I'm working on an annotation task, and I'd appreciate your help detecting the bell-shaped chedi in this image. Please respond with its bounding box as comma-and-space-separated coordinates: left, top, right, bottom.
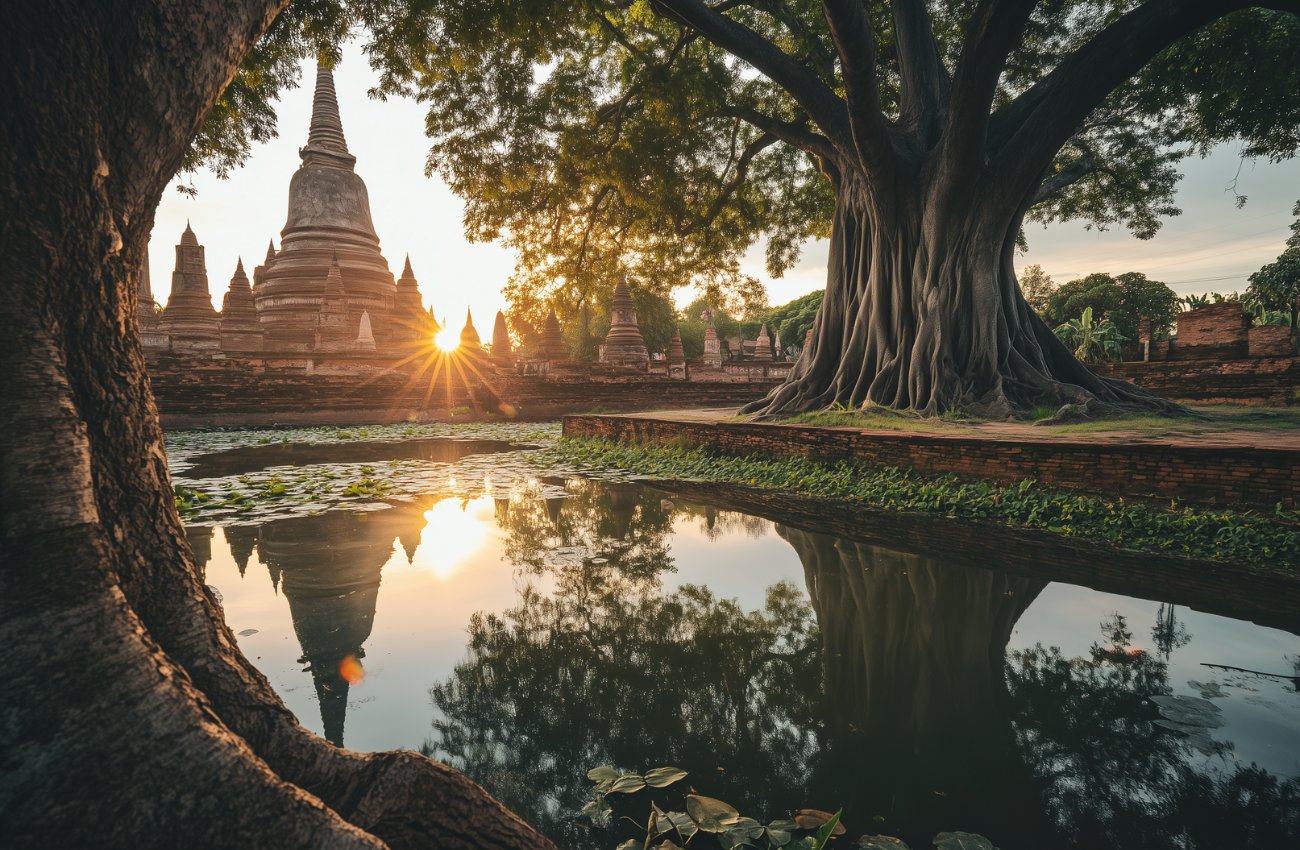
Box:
255, 61, 396, 351
600, 277, 649, 368
539, 308, 567, 361
459, 308, 483, 350
160, 223, 221, 351
391, 256, 430, 347
491, 311, 514, 368
752, 323, 774, 361
219, 259, 265, 352
313, 252, 353, 351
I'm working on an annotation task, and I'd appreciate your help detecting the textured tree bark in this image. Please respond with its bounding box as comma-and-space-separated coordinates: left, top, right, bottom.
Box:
0, 3, 552, 848
747, 168, 1181, 418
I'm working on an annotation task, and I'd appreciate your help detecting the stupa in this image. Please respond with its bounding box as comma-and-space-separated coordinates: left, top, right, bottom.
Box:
701, 309, 723, 368
491, 310, 514, 367
160, 223, 220, 351
752, 324, 774, 361
667, 328, 687, 379
219, 259, 265, 352
539, 309, 567, 360
255, 61, 397, 350
600, 277, 649, 368
136, 246, 169, 350
391, 256, 429, 347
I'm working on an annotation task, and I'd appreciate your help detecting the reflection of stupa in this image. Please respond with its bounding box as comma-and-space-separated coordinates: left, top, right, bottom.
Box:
254, 505, 427, 745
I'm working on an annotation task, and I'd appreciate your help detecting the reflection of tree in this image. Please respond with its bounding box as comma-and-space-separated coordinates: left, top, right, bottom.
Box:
254, 504, 427, 746
429, 487, 822, 845
778, 526, 1053, 846
1008, 616, 1300, 848
498, 479, 675, 579
1152, 603, 1191, 659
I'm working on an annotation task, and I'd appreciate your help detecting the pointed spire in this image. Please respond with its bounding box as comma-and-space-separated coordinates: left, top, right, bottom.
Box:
181, 220, 198, 246
265, 240, 277, 262
301, 60, 356, 168
402, 254, 414, 279
492, 310, 514, 367
234, 256, 245, 276
460, 307, 482, 348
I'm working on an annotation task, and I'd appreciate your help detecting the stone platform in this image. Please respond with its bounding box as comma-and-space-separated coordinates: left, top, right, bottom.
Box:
562, 408, 1300, 510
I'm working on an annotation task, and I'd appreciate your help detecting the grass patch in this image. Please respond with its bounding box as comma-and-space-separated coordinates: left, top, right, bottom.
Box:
545, 438, 1298, 567
1043, 406, 1300, 435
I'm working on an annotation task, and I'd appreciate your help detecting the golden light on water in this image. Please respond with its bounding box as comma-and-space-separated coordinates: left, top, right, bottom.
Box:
338, 655, 365, 685
410, 496, 491, 579
433, 326, 460, 352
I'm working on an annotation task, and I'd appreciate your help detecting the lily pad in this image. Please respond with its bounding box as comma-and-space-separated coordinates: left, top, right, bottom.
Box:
608, 773, 647, 794
237, 628, 259, 636
686, 794, 740, 833
859, 838, 911, 849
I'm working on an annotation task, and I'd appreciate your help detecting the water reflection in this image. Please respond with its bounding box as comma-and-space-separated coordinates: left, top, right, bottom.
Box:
196, 479, 1300, 848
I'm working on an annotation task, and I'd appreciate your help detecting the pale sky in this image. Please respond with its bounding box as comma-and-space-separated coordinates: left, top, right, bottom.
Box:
151, 44, 1300, 323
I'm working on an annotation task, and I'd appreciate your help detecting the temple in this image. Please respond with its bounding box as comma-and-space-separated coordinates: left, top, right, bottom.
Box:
139, 60, 807, 424
600, 276, 650, 368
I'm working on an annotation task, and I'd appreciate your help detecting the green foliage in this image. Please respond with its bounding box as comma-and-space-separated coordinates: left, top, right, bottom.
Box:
1053, 306, 1126, 364
758, 291, 823, 356
1018, 265, 1056, 314
546, 439, 1299, 567
1045, 272, 1178, 340
188, 2, 1300, 321
1247, 199, 1300, 330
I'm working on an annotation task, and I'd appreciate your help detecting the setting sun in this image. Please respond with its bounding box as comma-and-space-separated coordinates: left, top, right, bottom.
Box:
433, 326, 460, 353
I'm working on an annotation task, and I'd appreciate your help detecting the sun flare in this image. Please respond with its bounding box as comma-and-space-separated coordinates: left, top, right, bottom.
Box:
433, 326, 460, 353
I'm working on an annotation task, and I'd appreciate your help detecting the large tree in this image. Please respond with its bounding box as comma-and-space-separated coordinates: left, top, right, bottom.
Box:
353, 0, 1300, 416
0, 3, 550, 847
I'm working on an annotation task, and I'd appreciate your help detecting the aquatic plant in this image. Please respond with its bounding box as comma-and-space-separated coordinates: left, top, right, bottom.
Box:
545, 440, 1298, 567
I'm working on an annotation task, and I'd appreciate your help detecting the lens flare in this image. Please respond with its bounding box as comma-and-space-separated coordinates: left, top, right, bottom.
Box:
433, 326, 460, 352
338, 655, 365, 685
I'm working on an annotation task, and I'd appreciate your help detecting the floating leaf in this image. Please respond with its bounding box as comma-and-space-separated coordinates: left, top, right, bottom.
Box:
655, 810, 698, 842
609, 773, 647, 794
933, 833, 998, 850
587, 766, 620, 783
767, 819, 799, 847
579, 797, 611, 828
859, 837, 911, 849
644, 766, 689, 788
686, 794, 740, 833
615, 841, 640, 850
795, 810, 846, 836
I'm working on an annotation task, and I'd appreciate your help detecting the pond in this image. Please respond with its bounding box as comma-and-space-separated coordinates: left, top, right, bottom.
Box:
172, 423, 1300, 849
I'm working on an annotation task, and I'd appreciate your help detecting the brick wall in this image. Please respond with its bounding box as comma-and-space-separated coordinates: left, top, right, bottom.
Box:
563, 414, 1299, 510
1249, 326, 1297, 358
1171, 303, 1250, 359
1101, 356, 1299, 406
147, 352, 770, 428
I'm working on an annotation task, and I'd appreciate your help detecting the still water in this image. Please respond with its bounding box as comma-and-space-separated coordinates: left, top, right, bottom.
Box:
177, 428, 1300, 849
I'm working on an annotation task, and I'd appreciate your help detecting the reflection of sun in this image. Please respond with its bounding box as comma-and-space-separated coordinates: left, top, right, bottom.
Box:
433, 326, 460, 352
410, 496, 490, 579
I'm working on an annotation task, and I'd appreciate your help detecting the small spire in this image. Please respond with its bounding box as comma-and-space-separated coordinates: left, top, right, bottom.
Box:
302, 60, 354, 167
235, 256, 245, 274
265, 240, 277, 261
181, 221, 198, 246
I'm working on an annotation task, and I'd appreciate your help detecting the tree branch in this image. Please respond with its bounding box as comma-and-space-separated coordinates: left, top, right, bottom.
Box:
650, 0, 851, 149
942, 0, 1039, 174
723, 105, 838, 163
996, 0, 1300, 197
889, 0, 950, 137
819, 0, 896, 175
1030, 142, 1097, 204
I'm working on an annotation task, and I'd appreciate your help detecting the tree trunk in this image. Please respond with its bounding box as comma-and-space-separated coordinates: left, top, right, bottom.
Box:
746, 169, 1179, 418
0, 4, 552, 848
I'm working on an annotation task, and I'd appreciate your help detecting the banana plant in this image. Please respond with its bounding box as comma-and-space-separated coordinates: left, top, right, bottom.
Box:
1054, 307, 1126, 364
